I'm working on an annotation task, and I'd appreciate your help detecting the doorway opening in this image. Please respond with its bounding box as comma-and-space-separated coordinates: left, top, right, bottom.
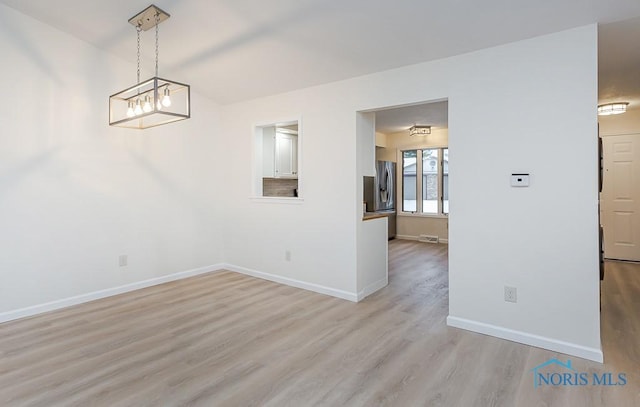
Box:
358, 99, 450, 303
598, 16, 640, 370
371, 100, 449, 244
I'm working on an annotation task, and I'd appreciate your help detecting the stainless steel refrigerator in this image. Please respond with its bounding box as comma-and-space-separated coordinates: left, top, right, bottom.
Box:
364, 160, 396, 238
375, 160, 395, 211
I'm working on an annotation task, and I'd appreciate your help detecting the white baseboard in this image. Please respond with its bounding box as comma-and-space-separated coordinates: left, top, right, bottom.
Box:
1, 263, 383, 324
396, 235, 448, 244
223, 263, 359, 302
357, 277, 388, 301
396, 234, 419, 241
0, 264, 226, 324
446, 316, 603, 363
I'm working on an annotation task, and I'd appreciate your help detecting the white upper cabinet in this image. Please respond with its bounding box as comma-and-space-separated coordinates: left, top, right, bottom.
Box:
275, 131, 298, 178
261, 126, 276, 177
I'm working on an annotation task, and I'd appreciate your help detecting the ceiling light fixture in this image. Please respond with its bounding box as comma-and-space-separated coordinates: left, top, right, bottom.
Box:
109, 4, 190, 129
409, 125, 431, 136
597, 102, 628, 116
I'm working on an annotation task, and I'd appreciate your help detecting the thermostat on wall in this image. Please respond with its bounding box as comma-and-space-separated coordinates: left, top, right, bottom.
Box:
511, 173, 530, 187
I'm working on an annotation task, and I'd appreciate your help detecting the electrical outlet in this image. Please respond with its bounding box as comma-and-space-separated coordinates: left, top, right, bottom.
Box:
119, 255, 128, 267
504, 286, 517, 303
285, 250, 291, 261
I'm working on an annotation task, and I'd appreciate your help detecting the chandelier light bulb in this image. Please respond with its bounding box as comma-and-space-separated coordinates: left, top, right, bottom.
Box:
134, 99, 143, 115
126, 101, 135, 117
157, 99, 163, 110
143, 95, 152, 112
162, 87, 172, 107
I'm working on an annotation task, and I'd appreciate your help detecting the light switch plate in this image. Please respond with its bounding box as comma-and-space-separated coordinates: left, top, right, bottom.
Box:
511, 174, 530, 187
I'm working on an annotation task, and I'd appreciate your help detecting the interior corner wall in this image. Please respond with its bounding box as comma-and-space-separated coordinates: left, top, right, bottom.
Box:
0, 4, 225, 316
220, 24, 600, 360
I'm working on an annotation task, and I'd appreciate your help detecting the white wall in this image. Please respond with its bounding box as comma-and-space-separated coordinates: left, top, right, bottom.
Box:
382, 128, 449, 153
220, 25, 601, 361
357, 217, 388, 298
446, 27, 600, 360
221, 96, 359, 297
357, 112, 376, 177
356, 112, 388, 298
375, 132, 388, 148
599, 108, 640, 136
396, 217, 449, 242
0, 4, 225, 316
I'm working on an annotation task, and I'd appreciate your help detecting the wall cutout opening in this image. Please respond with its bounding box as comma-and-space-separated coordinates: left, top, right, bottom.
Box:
254, 120, 301, 198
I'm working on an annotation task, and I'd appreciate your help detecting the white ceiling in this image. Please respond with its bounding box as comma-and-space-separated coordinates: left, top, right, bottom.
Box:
375, 101, 448, 135
598, 16, 640, 111
2, 0, 640, 106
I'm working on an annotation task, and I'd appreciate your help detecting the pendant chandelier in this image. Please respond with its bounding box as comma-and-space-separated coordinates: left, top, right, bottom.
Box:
109, 5, 190, 129
597, 102, 628, 116
409, 125, 431, 136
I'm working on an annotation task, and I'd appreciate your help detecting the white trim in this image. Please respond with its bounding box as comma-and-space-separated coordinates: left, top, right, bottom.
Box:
356, 277, 388, 301
1, 262, 367, 324
446, 316, 603, 363
396, 234, 419, 241
223, 264, 358, 302
249, 196, 304, 204
396, 234, 448, 244
0, 264, 225, 324
599, 132, 640, 138
397, 212, 448, 219
359, 97, 449, 114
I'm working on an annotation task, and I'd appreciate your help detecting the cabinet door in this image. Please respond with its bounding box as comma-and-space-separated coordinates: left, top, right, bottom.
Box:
275, 133, 298, 178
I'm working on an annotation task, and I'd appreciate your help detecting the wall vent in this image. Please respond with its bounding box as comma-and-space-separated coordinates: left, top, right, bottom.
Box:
418, 234, 439, 244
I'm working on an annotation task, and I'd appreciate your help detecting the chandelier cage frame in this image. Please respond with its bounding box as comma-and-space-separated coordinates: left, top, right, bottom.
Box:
109, 4, 191, 129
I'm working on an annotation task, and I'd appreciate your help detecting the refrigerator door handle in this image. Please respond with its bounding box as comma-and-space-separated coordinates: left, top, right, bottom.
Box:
385, 168, 390, 204
387, 166, 393, 206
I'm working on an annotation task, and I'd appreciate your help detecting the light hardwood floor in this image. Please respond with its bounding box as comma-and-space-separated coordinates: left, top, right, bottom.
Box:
1, 241, 638, 406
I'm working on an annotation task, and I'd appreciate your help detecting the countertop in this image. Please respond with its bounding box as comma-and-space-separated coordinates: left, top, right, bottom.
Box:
362, 211, 395, 221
